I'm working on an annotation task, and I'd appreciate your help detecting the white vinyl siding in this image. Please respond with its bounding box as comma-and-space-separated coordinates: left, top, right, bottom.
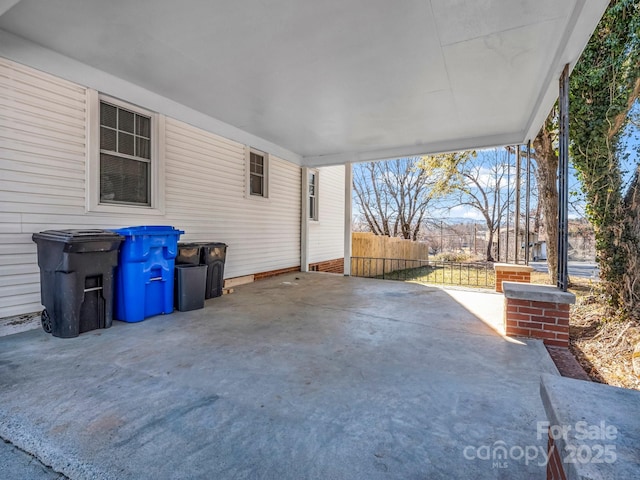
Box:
308, 165, 345, 264
164, 119, 300, 277
0, 58, 301, 318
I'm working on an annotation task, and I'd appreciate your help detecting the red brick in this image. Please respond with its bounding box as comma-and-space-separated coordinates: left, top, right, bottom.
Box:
309, 258, 344, 274
519, 306, 544, 315
521, 322, 543, 330
548, 309, 570, 319
532, 330, 558, 340
534, 301, 563, 310
506, 326, 531, 336
506, 312, 531, 321
529, 315, 549, 323
254, 266, 301, 280
507, 299, 532, 307
543, 323, 569, 332
547, 431, 568, 480
544, 338, 569, 347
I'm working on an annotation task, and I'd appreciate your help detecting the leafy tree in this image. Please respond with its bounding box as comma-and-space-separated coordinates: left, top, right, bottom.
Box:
569, 0, 640, 314
352, 154, 467, 241
529, 0, 639, 292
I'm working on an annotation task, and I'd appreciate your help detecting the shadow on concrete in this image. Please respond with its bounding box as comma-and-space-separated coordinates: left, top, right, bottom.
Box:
0, 273, 559, 479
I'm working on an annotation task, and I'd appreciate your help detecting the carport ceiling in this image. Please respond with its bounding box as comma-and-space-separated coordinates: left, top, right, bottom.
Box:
0, 0, 607, 166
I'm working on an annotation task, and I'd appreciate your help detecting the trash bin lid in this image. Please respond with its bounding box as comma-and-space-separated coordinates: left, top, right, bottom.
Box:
179, 241, 227, 247
113, 225, 185, 237
32, 229, 123, 244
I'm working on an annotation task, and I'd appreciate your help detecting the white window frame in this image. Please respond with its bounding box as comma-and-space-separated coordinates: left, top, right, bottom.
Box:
308, 169, 319, 221
245, 146, 270, 199
86, 89, 165, 214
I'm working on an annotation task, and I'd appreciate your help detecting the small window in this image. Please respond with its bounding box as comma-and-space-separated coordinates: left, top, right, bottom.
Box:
309, 170, 318, 220
247, 148, 269, 198
99, 101, 152, 206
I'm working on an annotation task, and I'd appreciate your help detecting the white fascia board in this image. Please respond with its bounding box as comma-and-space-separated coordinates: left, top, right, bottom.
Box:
0, 28, 303, 166
302, 131, 523, 167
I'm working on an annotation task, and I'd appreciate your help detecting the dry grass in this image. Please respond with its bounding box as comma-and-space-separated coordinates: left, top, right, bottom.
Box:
531, 272, 640, 390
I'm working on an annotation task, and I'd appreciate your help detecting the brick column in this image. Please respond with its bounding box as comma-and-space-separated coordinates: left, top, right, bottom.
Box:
546, 429, 568, 480
503, 282, 575, 347
494, 263, 535, 293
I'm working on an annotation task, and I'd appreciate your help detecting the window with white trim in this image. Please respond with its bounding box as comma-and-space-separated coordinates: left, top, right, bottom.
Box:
99, 100, 152, 206
248, 149, 269, 197
308, 170, 318, 220
87, 90, 163, 214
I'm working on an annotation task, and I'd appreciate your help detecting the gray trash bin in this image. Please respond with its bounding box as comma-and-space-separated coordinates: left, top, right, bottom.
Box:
174, 264, 207, 311
177, 242, 228, 299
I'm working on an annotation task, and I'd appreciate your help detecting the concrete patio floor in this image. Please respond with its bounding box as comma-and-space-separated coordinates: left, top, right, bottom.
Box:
0, 273, 559, 479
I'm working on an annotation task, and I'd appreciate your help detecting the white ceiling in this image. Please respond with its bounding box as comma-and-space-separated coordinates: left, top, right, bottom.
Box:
0, 0, 607, 166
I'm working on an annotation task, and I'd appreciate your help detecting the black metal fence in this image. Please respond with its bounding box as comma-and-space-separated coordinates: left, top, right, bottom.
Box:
350, 257, 495, 288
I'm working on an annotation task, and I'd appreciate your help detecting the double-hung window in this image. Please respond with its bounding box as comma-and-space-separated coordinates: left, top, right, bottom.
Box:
248, 148, 269, 198
99, 100, 152, 206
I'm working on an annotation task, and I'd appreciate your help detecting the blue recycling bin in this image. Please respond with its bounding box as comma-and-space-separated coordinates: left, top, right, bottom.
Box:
112, 226, 184, 322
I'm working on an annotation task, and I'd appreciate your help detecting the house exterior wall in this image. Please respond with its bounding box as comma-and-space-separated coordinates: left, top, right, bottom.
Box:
308, 165, 345, 267
0, 57, 345, 318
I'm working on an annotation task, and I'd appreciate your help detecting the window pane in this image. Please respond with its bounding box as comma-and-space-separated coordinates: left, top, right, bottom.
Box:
100, 127, 117, 151
118, 108, 135, 133
250, 173, 263, 196
118, 132, 135, 155
251, 161, 263, 175
250, 152, 264, 173
136, 137, 151, 159
309, 197, 315, 219
250, 159, 264, 175
100, 102, 117, 128
100, 153, 149, 205
136, 114, 150, 138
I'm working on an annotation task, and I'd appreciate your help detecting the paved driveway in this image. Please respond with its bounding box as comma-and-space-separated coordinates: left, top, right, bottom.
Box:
0, 273, 558, 479
530, 261, 599, 279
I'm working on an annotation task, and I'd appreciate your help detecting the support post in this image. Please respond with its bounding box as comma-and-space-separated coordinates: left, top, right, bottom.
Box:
558, 64, 570, 291
515, 146, 521, 264
506, 153, 510, 263
344, 162, 353, 276
301, 167, 310, 272
496, 172, 501, 262
525, 140, 531, 265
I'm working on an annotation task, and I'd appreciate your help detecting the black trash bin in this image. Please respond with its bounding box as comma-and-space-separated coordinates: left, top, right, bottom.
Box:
174, 264, 207, 311
32, 229, 123, 338
177, 242, 228, 299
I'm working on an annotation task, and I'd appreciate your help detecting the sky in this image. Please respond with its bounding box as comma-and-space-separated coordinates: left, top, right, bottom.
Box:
352, 114, 640, 228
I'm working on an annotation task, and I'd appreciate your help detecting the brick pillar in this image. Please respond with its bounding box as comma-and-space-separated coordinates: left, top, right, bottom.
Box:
547, 429, 568, 480
494, 263, 535, 293
502, 282, 575, 347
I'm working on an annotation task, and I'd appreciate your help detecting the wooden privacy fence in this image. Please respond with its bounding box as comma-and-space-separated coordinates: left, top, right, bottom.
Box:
351, 232, 429, 277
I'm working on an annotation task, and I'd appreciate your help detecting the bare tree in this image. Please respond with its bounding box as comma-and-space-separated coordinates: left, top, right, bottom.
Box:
353, 157, 453, 241
436, 149, 516, 261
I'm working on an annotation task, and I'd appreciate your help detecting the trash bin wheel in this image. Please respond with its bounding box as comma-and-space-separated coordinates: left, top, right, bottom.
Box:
41, 309, 52, 334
